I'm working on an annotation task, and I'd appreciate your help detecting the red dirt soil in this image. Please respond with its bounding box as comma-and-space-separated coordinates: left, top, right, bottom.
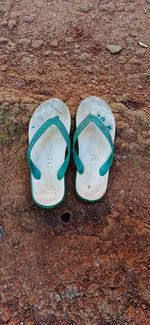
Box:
0, 1, 150, 324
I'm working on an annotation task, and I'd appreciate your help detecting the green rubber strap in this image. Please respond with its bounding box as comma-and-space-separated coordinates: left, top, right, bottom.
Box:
73, 114, 114, 176
28, 116, 71, 180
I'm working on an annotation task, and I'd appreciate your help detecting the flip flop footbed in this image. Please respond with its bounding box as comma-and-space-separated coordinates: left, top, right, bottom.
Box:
76, 96, 115, 201
29, 98, 71, 207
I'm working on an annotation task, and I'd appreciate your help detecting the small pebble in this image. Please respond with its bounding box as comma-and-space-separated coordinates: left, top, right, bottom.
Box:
8, 19, 17, 28
51, 40, 58, 47
138, 41, 148, 48
21, 56, 33, 64
79, 52, 92, 61
0, 3, 9, 13
18, 38, 31, 48
53, 292, 62, 302
32, 39, 44, 49
79, 4, 92, 13
7, 40, 16, 51
65, 37, 74, 43
24, 16, 34, 24
106, 44, 122, 54
0, 37, 8, 44
0, 65, 7, 71
0, 20, 8, 26
43, 50, 51, 56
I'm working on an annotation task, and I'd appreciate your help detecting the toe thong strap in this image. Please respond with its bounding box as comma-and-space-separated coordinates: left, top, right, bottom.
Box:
28, 116, 71, 180
73, 114, 114, 176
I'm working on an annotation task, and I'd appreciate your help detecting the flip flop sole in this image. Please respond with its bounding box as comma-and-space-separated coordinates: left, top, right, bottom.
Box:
75, 96, 115, 202
29, 98, 71, 208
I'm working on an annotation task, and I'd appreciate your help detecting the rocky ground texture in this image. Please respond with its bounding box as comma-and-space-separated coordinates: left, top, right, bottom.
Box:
0, 0, 150, 324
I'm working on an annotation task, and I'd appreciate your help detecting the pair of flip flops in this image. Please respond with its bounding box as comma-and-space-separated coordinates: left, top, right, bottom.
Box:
28, 96, 115, 208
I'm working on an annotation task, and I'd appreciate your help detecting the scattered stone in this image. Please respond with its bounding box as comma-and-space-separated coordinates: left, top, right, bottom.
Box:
0, 37, 9, 44
21, 56, 33, 64
0, 20, 8, 26
91, 79, 98, 85
93, 35, 102, 45
79, 52, 92, 61
0, 226, 3, 239
129, 57, 139, 64
18, 38, 31, 48
126, 37, 135, 45
17, 51, 28, 59
79, 3, 93, 13
116, 4, 126, 12
98, 3, 115, 14
74, 48, 80, 54
50, 292, 62, 302
138, 41, 148, 48
71, 18, 78, 28
65, 37, 74, 43
65, 287, 80, 299
0, 2, 9, 14
74, 43, 80, 49
129, 30, 137, 37
0, 65, 7, 71
8, 19, 17, 29
24, 16, 35, 24
53, 51, 61, 57
106, 44, 122, 54
51, 40, 58, 47
136, 48, 146, 56
118, 56, 127, 64
32, 39, 44, 49
7, 40, 16, 51
43, 50, 51, 56
54, 293, 62, 302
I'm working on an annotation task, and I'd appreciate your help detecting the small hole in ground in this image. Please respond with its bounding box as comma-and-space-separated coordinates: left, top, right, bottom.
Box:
110, 286, 115, 290
61, 212, 71, 223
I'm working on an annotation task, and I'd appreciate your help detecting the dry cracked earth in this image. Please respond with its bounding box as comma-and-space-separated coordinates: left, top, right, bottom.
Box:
0, 0, 150, 324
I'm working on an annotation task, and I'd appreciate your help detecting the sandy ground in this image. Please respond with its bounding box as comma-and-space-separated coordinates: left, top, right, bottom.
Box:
0, 0, 150, 324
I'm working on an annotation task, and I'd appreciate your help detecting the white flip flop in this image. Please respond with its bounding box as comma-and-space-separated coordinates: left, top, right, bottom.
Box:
28, 98, 71, 208
73, 96, 115, 202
